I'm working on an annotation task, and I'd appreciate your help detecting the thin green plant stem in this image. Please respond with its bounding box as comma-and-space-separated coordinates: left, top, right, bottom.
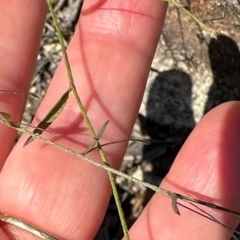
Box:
45, 1, 130, 239
1, 117, 240, 239
2, 116, 240, 218
166, 0, 217, 38
0, 117, 196, 206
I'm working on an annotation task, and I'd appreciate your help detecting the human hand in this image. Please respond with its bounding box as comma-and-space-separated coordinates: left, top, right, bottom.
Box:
0, 0, 239, 239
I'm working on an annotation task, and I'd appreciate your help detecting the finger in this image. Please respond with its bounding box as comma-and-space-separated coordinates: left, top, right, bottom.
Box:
129, 101, 240, 240
0, 0, 167, 239
0, 229, 8, 240
0, 0, 47, 168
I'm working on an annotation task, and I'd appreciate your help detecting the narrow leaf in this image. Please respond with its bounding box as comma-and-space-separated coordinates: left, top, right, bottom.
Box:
168, 192, 180, 215
0, 112, 12, 127
82, 120, 109, 155
84, 138, 150, 153
0, 89, 39, 98
11, 122, 62, 136
24, 89, 71, 146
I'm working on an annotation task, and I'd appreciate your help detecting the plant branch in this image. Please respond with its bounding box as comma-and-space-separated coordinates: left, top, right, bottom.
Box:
1, 114, 240, 219
45, 1, 130, 238
165, 0, 217, 38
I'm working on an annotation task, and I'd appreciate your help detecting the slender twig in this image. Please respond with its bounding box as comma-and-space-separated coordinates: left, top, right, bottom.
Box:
45, 1, 130, 238
176, 202, 240, 239
166, 0, 217, 38
0, 89, 38, 98
2, 116, 240, 219
0, 213, 60, 240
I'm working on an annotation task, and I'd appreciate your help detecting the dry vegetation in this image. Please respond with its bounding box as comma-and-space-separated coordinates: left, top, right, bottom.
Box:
21, 0, 240, 239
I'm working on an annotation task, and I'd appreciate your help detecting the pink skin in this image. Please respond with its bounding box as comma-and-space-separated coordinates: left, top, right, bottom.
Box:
0, 0, 239, 239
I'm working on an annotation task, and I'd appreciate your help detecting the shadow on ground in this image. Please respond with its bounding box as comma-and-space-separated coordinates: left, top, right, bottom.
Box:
142, 34, 240, 186
95, 34, 240, 240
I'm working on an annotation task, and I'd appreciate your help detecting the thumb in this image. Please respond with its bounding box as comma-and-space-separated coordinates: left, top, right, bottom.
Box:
130, 101, 240, 240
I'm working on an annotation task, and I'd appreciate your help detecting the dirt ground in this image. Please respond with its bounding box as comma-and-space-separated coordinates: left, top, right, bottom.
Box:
21, 0, 240, 239
111, 1, 240, 239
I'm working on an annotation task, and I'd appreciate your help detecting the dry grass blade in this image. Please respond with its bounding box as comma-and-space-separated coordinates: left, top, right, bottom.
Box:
169, 191, 180, 215
177, 201, 240, 239
46, 0, 130, 238
82, 120, 109, 155
166, 0, 217, 37
24, 88, 71, 146
84, 137, 150, 153
0, 89, 39, 98
1, 113, 240, 238
0, 213, 61, 240
0, 112, 11, 127
176, 193, 240, 216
